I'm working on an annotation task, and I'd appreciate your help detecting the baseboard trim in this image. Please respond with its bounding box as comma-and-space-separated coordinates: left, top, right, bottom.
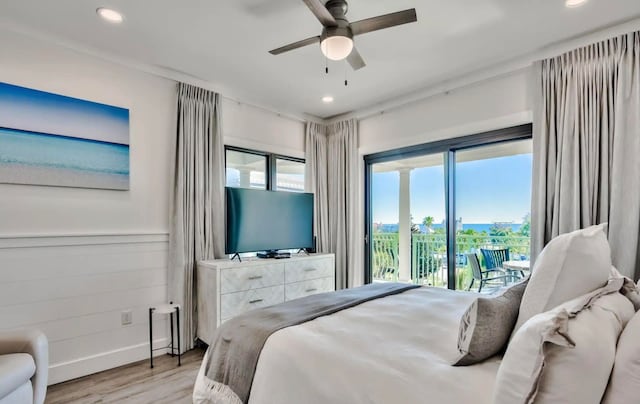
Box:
49, 338, 169, 385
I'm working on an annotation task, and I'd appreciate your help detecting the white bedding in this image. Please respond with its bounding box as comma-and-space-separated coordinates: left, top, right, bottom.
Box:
246, 287, 501, 404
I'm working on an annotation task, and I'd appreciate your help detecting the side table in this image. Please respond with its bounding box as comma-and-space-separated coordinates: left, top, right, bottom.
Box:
149, 302, 181, 368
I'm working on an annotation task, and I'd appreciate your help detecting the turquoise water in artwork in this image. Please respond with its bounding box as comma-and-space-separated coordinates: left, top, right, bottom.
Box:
0, 127, 129, 175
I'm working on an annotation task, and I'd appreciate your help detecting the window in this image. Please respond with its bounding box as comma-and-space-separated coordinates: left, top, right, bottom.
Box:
225, 146, 305, 192
365, 124, 532, 291
275, 158, 305, 192
225, 149, 267, 189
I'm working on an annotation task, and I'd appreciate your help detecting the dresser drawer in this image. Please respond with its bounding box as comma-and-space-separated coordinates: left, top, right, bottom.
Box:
285, 258, 334, 283
220, 285, 285, 321
285, 277, 335, 301
220, 263, 284, 294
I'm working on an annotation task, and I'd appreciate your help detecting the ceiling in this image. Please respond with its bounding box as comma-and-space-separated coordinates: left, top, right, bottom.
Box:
1, 1, 640, 119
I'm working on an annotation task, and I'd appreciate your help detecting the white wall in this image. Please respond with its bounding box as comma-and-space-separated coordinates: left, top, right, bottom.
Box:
0, 28, 176, 384
222, 99, 306, 158
0, 28, 305, 384
0, 30, 176, 235
358, 68, 535, 155
0, 234, 170, 384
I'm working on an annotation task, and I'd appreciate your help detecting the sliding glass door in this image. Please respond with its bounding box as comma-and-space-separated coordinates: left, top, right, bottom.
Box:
365, 125, 533, 292
454, 140, 532, 291
370, 153, 446, 286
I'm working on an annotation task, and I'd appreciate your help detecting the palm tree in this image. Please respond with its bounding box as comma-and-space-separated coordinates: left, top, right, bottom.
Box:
422, 216, 435, 232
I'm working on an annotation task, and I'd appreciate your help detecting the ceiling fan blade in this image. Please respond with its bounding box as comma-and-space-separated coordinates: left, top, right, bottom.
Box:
347, 47, 366, 70
350, 9, 417, 36
302, 0, 337, 27
269, 36, 321, 55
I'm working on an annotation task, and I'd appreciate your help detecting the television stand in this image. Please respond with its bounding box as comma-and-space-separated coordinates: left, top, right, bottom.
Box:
196, 254, 336, 343
257, 250, 291, 259
230, 253, 242, 262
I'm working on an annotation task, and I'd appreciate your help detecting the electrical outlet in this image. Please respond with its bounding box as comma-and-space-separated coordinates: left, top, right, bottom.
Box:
121, 310, 133, 325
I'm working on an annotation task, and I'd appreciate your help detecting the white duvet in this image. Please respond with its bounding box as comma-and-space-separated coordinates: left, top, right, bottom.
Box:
243, 287, 501, 404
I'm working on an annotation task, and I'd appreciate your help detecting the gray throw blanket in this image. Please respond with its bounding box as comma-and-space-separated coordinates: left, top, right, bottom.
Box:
200, 282, 420, 403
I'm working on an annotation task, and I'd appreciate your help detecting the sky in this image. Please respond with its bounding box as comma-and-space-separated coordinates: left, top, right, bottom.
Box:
372, 152, 532, 224
0, 82, 129, 145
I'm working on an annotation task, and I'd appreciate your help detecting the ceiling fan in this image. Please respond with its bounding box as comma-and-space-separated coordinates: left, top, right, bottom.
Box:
269, 0, 417, 70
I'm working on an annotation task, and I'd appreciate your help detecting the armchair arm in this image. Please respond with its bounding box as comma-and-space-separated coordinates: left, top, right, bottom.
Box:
0, 329, 48, 404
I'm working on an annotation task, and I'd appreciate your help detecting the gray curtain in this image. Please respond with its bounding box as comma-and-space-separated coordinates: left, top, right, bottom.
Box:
305, 122, 329, 253
305, 119, 363, 289
532, 31, 640, 280
169, 83, 225, 350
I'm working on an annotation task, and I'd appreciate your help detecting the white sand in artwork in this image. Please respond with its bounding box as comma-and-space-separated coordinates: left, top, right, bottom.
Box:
0, 163, 129, 190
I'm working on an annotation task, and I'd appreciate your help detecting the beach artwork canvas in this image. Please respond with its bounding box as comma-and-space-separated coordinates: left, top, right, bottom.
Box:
0, 82, 130, 190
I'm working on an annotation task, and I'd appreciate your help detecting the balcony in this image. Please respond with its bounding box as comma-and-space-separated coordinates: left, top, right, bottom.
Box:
372, 232, 530, 290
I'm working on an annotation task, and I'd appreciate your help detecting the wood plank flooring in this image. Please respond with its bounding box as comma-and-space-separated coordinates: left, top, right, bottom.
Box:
46, 348, 205, 404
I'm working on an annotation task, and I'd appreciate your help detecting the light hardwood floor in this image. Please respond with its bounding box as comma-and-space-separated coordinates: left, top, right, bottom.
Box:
46, 348, 206, 404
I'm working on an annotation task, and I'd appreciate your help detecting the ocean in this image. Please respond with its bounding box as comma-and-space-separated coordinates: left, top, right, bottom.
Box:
377, 223, 523, 233
0, 127, 129, 174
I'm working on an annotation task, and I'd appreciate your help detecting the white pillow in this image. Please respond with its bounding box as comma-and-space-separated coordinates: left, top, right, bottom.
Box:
513, 223, 611, 333
602, 310, 640, 403
493, 278, 634, 404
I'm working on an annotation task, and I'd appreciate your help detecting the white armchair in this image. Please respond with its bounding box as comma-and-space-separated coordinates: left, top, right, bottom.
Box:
0, 329, 48, 404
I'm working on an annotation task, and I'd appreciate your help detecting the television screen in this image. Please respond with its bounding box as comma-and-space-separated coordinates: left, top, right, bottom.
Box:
225, 187, 314, 254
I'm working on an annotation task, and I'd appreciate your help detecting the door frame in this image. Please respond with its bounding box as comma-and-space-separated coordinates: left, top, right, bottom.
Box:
363, 124, 533, 287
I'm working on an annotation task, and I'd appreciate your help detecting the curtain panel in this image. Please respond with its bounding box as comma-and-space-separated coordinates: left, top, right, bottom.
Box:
169, 83, 225, 350
305, 122, 329, 253
306, 119, 363, 289
532, 31, 640, 279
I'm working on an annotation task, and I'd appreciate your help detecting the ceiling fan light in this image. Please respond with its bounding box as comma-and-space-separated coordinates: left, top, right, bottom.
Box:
565, 0, 588, 7
96, 7, 124, 23
320, 36, 354, 61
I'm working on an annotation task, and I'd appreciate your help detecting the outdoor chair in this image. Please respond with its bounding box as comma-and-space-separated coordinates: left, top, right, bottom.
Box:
466, 253, 512, 293
481, 247, 526, 279
480, 248, 510, 270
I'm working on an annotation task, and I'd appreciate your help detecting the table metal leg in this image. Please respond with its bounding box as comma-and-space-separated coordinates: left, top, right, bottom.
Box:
176, 306, 181, 366
170, 312, 175, 357
149, 307, 154, 369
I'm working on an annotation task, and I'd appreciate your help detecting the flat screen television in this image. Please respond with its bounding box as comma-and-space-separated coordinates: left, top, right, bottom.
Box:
225, 187, 314, 256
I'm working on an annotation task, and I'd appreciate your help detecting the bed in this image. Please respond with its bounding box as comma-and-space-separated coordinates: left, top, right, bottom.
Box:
194, 225, 640, 404
194, 286, 502, 404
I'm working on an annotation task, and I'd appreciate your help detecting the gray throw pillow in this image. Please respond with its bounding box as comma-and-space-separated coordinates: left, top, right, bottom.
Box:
453, 278, 528, 366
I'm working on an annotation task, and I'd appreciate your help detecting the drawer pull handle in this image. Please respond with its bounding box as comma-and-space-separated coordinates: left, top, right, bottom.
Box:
249, 299, 264, 304
304, 268, 317, 272
248, 275, 263, 280
305, 288, 318, 292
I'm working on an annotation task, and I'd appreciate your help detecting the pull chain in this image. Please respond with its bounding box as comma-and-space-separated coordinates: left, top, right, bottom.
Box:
325, 56, 329, 74
344, 61, 348, 86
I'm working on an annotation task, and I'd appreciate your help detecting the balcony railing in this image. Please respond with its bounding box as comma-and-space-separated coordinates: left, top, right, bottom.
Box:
372, 232, 530, 289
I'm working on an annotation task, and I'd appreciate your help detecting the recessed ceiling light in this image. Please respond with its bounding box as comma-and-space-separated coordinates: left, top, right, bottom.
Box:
96, 7, 124, 23
565, 0, 587, 8
322, 96, 334, 103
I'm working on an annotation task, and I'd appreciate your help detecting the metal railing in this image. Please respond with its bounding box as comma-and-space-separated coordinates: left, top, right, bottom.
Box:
371, 233, 400, 281
372, 233, 530, 289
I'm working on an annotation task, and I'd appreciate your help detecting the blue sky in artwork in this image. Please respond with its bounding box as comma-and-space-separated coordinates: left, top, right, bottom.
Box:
0, 82, 129, 145
372, 153, 532, 224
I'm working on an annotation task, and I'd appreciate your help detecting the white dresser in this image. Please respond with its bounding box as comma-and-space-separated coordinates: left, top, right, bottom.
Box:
196, 253, 335, 344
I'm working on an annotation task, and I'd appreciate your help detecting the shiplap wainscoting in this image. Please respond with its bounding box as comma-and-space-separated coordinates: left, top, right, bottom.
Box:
0, 233, 170, 385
